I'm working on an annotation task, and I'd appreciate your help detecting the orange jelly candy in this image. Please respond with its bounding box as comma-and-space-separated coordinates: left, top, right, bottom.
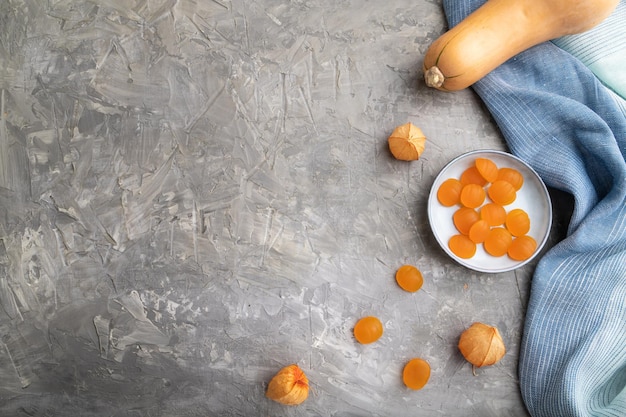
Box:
508, 235, 538, 261
468, 219, 490, 244
475, 158, 498, 183
488, 180, 517, 206
460, 166, 488, 186
453, 207, 480, 235
437, 178, 463, 207
484, 227, 513, 257
480, 203, 506, 227
497, 167, 524, 190
395, 265, 423, 293
505, 208, 531, 237
449, 234, 477, 259
354, 316, 384, 344
403, 358, 431, 390
439, 157, 534, 261
460, 183, 486, 208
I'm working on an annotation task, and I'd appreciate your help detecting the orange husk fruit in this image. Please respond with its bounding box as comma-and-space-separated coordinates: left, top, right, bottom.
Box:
266, 364, 309, 405
388, 123, 426, 161
458, 322, 506, 369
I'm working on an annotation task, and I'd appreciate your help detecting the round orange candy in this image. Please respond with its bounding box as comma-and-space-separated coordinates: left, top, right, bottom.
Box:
488, 180, 517, 206
460, 183, 486, 208
468, 219, 490, 244
449, 234, 477, 259
437, 178, 463, 207
505, 208, 531, 237
475, 158, 498, 183
480, 203, 506, 226
508, 235, 537, 261
395, 265, 424, 292
453, 207, 480, 235
497, 167, 524, 190
403, 358, 431, 390
484, 227, 513, 257
354, 316, 384, 344
460, 166, 488, 186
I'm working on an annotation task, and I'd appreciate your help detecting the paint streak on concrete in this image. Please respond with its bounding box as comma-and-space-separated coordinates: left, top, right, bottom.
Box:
0, 1, 541, 416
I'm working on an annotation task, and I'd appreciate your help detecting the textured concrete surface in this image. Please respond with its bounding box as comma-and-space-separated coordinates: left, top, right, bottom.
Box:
0, 1, 562, 416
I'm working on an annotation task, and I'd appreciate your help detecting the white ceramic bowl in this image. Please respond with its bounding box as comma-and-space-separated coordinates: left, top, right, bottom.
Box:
428, 150, 552, 273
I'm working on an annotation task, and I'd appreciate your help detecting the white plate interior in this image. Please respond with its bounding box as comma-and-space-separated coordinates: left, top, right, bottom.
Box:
427, 150, 552, 273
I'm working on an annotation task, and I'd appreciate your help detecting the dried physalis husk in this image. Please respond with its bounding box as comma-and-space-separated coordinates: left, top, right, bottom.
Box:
266, 364, 309, 405
388, 122, 427, 161
458, 322, 506, 370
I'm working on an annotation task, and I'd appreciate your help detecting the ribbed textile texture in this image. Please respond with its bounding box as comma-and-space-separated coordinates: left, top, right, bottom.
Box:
553, 1, 626, 100
440, 1, 626, 416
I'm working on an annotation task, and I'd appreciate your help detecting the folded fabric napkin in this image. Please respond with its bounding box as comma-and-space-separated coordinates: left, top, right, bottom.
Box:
440, 1, 626, 416
552, 1, 626, 101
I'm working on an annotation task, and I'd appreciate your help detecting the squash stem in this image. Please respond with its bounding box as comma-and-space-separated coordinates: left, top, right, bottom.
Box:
424, 66, 445, 88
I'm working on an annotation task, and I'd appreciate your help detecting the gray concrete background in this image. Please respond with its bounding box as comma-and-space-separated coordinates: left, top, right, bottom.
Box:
0, 1, 564, 416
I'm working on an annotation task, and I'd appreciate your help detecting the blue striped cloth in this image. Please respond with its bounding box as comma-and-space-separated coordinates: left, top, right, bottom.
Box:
440, 1, 626, 416
552, 1, 626, 101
